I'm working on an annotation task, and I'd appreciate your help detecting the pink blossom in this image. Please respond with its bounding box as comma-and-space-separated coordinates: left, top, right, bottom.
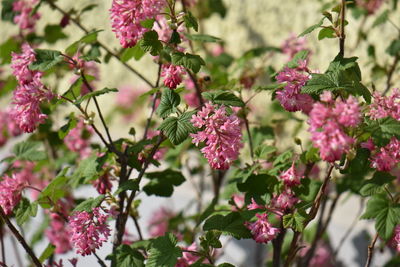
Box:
211, 44, 225, 57
390, 225, 400, 253
161, 64, 186, 89
183, 78, 200, 107
110, 0, 166, 48
0, 173, 26, 215
116, 85, 145, 109
231, 194, 245, 211
361, 138, 376, 151
148, 207, 174, 237
370, 137, 400, 171
247, 198, 265, 210
308, 92, 360, 162
271, 190, 298, 210
245, 213, 280, 243
46, 213, 72, 254
280, 162, 303, 187
281, 33, 309, 60
356, 0, 384, 14
93, 172, 113, 194
10, 43, 53, 133
68, 207, 111, 256
368, 89, 400, 121
299, 243, 333, 267
12, 0, 41, 33
190, 103, 243, 170
276, 65, 313, 114
0, 111, 8, 146
64, 120, 93, 158
176, 243, 202, 267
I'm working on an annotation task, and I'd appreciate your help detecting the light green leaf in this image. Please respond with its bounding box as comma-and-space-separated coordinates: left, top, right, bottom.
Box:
158, 111, 197, 145
73, 195, 105, 212
15, 198, 38, 226
146, 233, 182, 267
298, 17, 325, 37
202, 91, 244, 107
184, 33, 222, 43
13, 141, 46, 162
29, 49, 64, 71
74, 87, 118, 105
171, 52, 205, 73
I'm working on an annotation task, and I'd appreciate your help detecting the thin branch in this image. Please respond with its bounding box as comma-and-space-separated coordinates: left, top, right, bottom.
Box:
0, 207, 41, 267
0, 226, 5, 266
339, 0, 346, 57
364, 233, 379, 267
383, 54, 399, 96
46, 0, 155, 88
186, 69, 204, 107
93, 252, 107, 267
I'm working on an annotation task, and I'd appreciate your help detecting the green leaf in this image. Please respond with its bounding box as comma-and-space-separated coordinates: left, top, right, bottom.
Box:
254, 145, 277, 159
65, 30, 103, 55
202, 91, 244, 107
286, 50, 309, 68
203, 212, 252, 239
39, 244, 55, 263
74, 87, 118, 105
70, 155, 99, 187
0, 37, 19, 65
38, 168, 69, 208
44, 25, 68, 44
169, 31, 181, 45
184, 33, 222, 43
184, 11, 198, 32
292, 178, 322, 202
158, 111, 197, 145
73, 195, 105, 212
237, 174, 278, 196
365, 117, 400, 146
372, 10, 389, 28
386, 39, 400, 57
13, 141, 46, 162
80, 4, 98, 14
283, 209, 307, 232
121, 44, 145, 62
318, 27, 336, 40
200, 230, 222, 250
146, 233, 182, 267
208, 0, 227, 17
360, 172, 395, 197
171, 52, 205, 73
140, 18, 155, 29
1, 0, 16, 22
114, 180, 139, 196
58, 114, 77, 139
143, 169, 186, 197
156, 89, 181, 118
107, 245, 145, 267
361, 194, 400, 240
14, 198, 38, 226
140, 30, 162, 56
29, 49, 64, 71
298, 17, 325, 37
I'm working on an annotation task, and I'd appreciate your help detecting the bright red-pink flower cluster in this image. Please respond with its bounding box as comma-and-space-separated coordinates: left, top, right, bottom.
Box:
12, 0, 41, 32
68, 207, 111, 256
369, 137, 400, 171
308, 91, 361, 162
390, 225, 400, 253
161, 64, 186, 89
0, 173, 26, 214
110, 0, 166, 48
369, 89, 400, 121
190, 103, 243, 170
10, 43, 53, 133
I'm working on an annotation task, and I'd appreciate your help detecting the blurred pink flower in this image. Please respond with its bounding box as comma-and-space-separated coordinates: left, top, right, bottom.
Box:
46, 213, 72, 254
13, 0, 41, 32
0, 173, 26, 214
281, 33, 309, 60
356, 0, 384, 14
148, 207, 174, 237
369, 88, 400, 121
280, 162, 303, 187
64, 120, 93, 159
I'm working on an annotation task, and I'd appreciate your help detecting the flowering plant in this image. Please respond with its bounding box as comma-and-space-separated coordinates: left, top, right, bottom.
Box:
0, 0, 399, 266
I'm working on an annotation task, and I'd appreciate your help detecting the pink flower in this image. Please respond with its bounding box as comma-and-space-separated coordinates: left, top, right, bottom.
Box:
161, 64, 186, 89
370, 137, 400, 171
356, 0, 384, 14
176, 243, 202, 267
245, 213, 280, 243
68, 207, 111, 256
46, 214, 73, 254
93, 172, 113, 194
361, 138, 376, 151
247, 198, 265, 210
281, 33, 309, 60
308, 92, 360, 162
390, 225, 400, 253
0, 173, 26, 215
64, 120, 93, 159
116, 85, 145, 109
271, 190, 298, 210
183, 78, 200, 107
368, 89, 400, 121
12, 0, 41, 33
148, 207, 174, 237
110, 0, 166, 48
0, 111, 8, 146
10, 43, 53, 133
231, 194, 245, 211
280, 163, 303, 187
190, 103, 243, 170
299, 243, 333, 267
276, 65, 313, 114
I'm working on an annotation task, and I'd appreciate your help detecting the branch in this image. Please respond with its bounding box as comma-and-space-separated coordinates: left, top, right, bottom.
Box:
364, 233, 379, 267
0, 207, 41, 267
186, 69, 205, 107
46, 0, 155, 88
339, 0, 346, 57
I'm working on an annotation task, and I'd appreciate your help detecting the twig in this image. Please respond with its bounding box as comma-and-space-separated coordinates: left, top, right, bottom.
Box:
339, 0, 346, 57
0, 226, 5, 266
0, 207, 41, 267
46, 0, 155, 88
242, 107, 254, 161
93, 252, 107, 267
364, 233, 379, 267
272, 223, 286, 267
383, 54, 399, 96
186, 69, 204, 107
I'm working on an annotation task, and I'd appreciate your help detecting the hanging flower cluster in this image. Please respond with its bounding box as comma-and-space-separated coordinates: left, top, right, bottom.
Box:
161, 63, 186, 89
191, 103, 243, 170
281, 33, 309, 60
0, 173, 26, 214
245, 213, 280, 243
12, 0, 41, 33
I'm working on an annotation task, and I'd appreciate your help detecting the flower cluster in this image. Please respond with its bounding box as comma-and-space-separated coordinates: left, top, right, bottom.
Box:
281, 33, 309, 60
68, 207, 111, 256
46, 213, 73, 254
110, 0, 166, 48
390, 225, 400, 253
245, 213, 280, 243
191, 103, 243, 170
64, 120, 93, 158
280, 162, 303, 187
10, 43, 53, 133
356, 0, 384, 14
369, 137, 400, 171
308, 91, 361, 162
93, 171, 113, 194
299, 243, 334, 267
368, 89, 400, 121
161, 64, 186, 89
148, 207, 174, 237
276, 61, 314, 114
176, 243, 202, 267
0, 173, 26, 214
12, 0, 41, 33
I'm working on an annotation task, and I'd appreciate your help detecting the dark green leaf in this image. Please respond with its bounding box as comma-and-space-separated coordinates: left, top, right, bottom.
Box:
318, 27, 336, 40
292, 178, 322, 202
143, 169, 185, 197
114, 180, 139, 196
158, 111, 197, 145
386, 39, 400, 57
171, 52, 205, 73
0, 37, 19, 65
58, 114, 77, 139
73, 195, 105, 212
372, 10, 389, 28
29, 49, 64, 71
121, 44, 145, 62
156, 89, 181, 118
1, 0, 16, 22
202, 91, 244, 107
170, 31, 181, 44
146, 233, 182, 267
140, 18, 155, 29
107, 245, 145, 267
283, 209, 307, 232
140, 30, 162, 56
74, 87, 118, 105
65, 30, 103, 55
80, 4, 98, 14
298, 17, 325, 37
184, 33, 221, 43
208, 0, 226, 17
203, 212, 252, 239
360, 172, 395, 197
365, 117, 400, 146
184, 11, 198, 32
38, 168, 69, 208
70, 155, 99, 187
44, 25, 68, 44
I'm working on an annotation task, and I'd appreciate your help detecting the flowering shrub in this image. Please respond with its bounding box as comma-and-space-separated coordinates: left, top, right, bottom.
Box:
0, 0, 399, 266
